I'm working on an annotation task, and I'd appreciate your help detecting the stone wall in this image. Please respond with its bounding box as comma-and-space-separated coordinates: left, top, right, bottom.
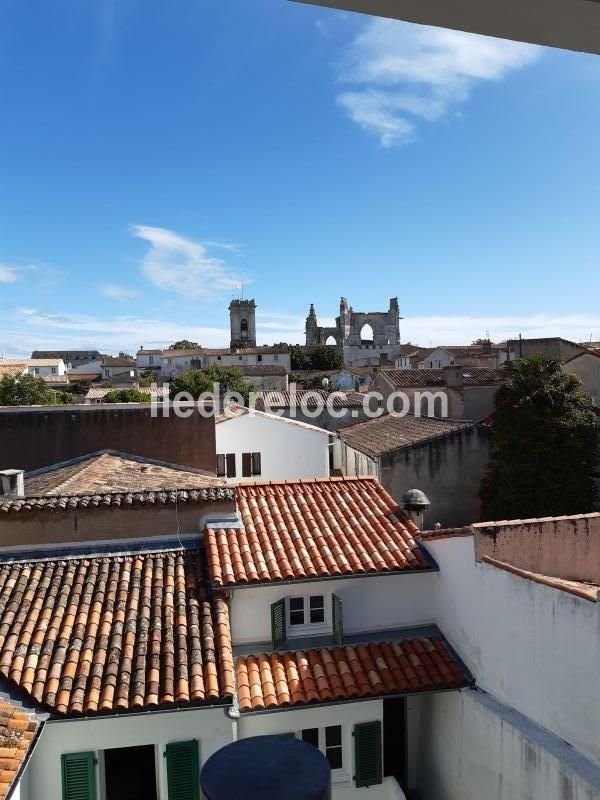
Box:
0, 404, 216, 472
380, 424, 492, 527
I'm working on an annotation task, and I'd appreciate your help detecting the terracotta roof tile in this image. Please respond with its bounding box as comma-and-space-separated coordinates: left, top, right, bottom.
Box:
257, 390, 364, 409
0, 549, 233, 716
23, 451, 220, 496
0, 697, 40, 800
236, 635, 470, 711
206, 478, 428, 587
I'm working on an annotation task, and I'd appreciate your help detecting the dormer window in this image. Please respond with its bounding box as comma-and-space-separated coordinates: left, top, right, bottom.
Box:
289, 595, 324, 627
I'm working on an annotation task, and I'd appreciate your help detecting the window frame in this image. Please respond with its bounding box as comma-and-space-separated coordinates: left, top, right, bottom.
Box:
286, 594, 328, 636
297, 725, 347, 781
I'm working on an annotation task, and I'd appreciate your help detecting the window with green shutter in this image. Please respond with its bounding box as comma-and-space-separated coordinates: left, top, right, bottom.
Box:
353, 721, 382, 788
271, 598, 286, 649
165, 740, 199, 800
332, 594, 343, 645
61, 751, 96, 800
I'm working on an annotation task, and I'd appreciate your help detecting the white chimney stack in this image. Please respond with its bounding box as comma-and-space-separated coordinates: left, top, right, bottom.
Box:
0, 469, 25, 498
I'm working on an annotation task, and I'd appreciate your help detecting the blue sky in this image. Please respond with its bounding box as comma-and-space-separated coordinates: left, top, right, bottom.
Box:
1, 0, 600, 356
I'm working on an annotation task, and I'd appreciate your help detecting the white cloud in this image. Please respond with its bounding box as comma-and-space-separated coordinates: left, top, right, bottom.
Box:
131, 225, 247, 299
100, 283, 139, 301
0, 265, 20, 284
4, 307, 600, 359
402, 314, 600, 346
336, 20, 540, 146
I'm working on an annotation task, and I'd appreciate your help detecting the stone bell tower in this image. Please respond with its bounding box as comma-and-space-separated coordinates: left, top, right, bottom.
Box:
229, 299, 256, 349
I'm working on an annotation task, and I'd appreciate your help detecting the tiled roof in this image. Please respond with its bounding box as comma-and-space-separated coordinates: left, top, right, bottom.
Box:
0, 696, 41, 800
23, 451, 220, 496
206, 478, 428, 587
236, 635, 470, 711
0, 365, 26, 379
258, 390, 364, 409
162, 349, 204, 359
0, 487, 233, 514
32, 351, 100, 359
242, 365, 288, 376
0, 549, 234, 716
85, 386, 167, 400
339, 414, 472, 457
378, 368, 502, 388
101, 357, 136, 367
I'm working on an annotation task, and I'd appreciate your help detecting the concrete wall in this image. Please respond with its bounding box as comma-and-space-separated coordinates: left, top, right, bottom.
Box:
564, 352, 600, 405
382, 426, 491, 527
229, 572, 438, 647
0, 405, 216, 472
338, 426, 491, 528
22, 706, 232, 800
215, 412, 330, 484
0, 500, 235, 552
425, 535, 600, 765
474, 513, 600, 583
418, 688, 600, 800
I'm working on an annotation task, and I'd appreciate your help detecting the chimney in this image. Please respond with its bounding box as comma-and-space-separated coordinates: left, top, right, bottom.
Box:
402, 489, 431, 531
0, 469, 25, 498
443, 365, 464, 387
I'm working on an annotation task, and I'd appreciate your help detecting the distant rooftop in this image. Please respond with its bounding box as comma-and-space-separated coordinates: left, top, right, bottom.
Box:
23, 450, 220, 496
339, 413, 473, 457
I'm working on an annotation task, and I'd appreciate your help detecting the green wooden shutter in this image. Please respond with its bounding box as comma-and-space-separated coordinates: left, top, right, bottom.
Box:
353, 721, 382, 788
61, 752, 96, 800
242, 452, 252, 478
166, 740, 200, 800
332, 594, 343, 645
271, 598, 286, 649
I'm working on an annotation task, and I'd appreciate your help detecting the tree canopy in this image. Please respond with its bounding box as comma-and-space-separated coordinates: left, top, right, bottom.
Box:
480, 355, 599, 521
103, 388, 151, 403
169, 364, 250, 404
169, 340, 200, 351
312, 346, 344, 371
0, 374, 64, 406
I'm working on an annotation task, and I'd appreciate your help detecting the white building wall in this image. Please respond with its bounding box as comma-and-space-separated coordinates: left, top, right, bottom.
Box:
22, 707, 232, 800
425, 535, 600, 766
215, 412, 330, 483
418, 688, 600, 800
238, 699, 405, 800
67, 359, 103, 376
230, 572, 438, 646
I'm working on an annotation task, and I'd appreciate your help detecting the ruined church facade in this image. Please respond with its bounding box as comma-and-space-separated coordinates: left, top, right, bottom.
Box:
305, 296, 401, 367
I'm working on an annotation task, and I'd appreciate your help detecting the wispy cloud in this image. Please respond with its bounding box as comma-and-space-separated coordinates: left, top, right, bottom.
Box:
2, 308, 600, 358
336, 20, 540, 146
131, 225, 247, 299
0, 264, 38, 284
100, 283, 139, 301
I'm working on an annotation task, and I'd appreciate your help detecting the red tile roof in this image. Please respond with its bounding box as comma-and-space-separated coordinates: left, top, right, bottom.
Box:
0, 697, 41, 800
236, 635, 470, 711
0, 549, 234, 716
339, 413, 472, 457
206, 478, 428, 587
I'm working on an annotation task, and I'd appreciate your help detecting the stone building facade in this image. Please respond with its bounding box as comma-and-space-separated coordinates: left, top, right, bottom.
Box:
305, 296, 401, 367
229, 299, 257, 348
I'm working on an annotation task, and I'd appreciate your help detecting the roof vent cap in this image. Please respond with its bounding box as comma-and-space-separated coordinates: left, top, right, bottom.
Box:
402, 489, 430, 510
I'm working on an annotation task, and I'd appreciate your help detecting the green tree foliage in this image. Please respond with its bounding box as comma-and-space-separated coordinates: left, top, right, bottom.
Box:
103, 388, 151, 403
170, 364, 250, 404
0, 374, 60, 406
480, 355, 599, 520
169, 340, 200, 350
289, 345, 309, 371
312, 346, 344, 371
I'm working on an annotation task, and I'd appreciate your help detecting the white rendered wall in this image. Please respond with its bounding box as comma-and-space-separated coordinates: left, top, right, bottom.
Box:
230, 572, 438, 646
425, 536, 600, 766
22, 707, 232, 800
418, 688, 600, 800
238, 699, 406, 800
215, 412, 330, 483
